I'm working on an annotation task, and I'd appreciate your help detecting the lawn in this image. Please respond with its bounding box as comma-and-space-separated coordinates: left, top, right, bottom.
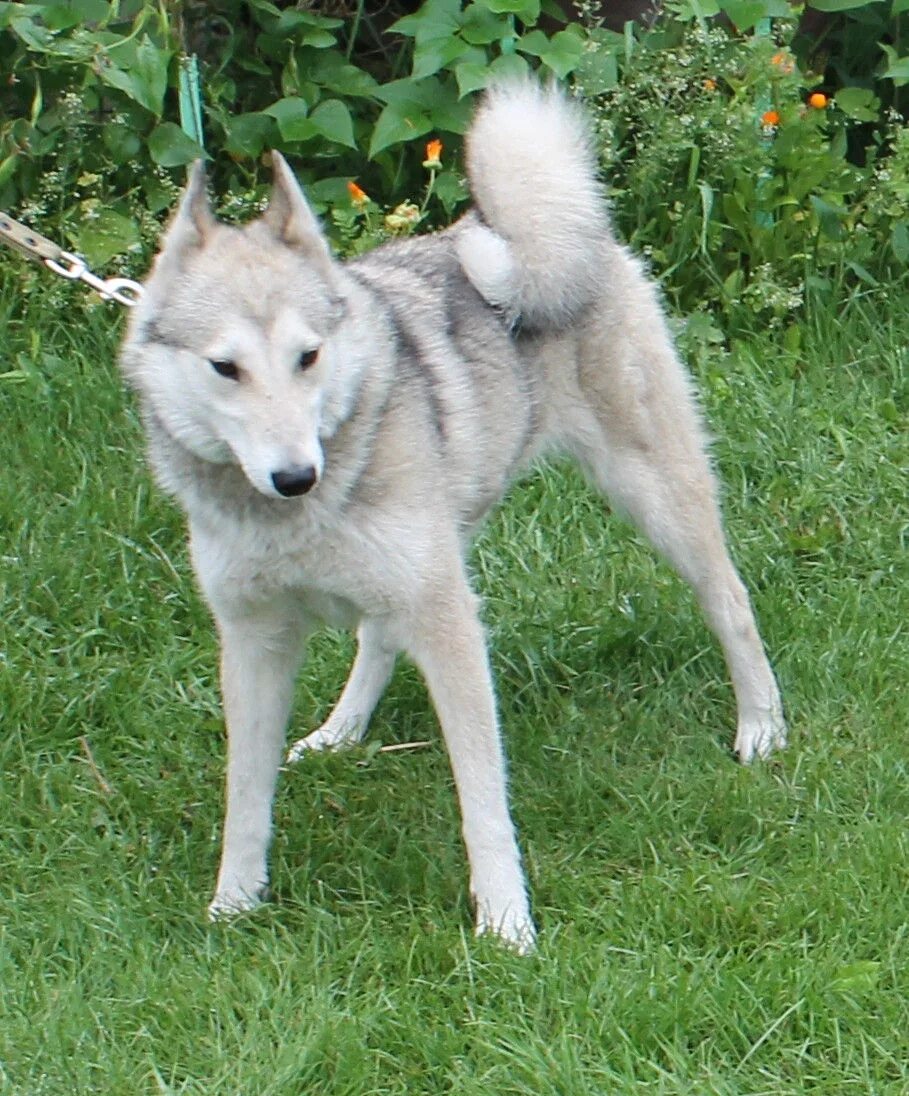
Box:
1, 274, 908, 1094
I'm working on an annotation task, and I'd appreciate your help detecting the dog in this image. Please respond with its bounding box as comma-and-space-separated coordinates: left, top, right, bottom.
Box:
120, 81, 786, 951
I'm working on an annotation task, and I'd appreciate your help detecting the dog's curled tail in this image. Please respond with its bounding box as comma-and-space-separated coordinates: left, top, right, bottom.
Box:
458, 80, 609, 330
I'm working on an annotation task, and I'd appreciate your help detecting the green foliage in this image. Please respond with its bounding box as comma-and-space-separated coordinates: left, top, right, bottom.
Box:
2, 0, 909, 330
0, 0, 593, 269
578, 11, 909, 333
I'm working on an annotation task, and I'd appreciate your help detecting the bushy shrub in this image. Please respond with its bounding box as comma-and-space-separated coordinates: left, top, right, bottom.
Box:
2, 0, 909, 335
579, 8, 909, 336
0, 0, 592, 270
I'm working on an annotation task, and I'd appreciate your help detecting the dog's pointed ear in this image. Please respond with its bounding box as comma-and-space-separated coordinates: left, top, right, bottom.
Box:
263, 152, 331, 259
159, 160, 215, 259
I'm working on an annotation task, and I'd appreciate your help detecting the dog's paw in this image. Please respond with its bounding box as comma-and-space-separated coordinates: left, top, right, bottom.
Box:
286, 721, 360, 763
475, 903, 537, 955
735, 704, 787, 763
207, 886, 266, 921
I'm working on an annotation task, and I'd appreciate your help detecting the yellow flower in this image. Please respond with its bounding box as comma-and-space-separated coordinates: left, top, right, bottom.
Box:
703, 78, 717, 92
808, 92, 828, 109
423, 138, 443, 170
347, 180, 369, 206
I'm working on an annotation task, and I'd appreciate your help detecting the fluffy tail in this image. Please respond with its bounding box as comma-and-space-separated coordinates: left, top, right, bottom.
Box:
459, 80, 610, 330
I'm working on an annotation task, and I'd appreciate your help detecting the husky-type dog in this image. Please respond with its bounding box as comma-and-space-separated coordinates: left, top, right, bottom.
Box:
121, 82, 786, 950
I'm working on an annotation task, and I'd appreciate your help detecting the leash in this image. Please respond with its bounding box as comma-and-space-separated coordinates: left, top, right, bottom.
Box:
0, 210, 144, 308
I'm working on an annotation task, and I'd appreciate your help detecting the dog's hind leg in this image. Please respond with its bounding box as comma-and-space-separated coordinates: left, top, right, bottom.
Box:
208, 606, 307, 919
566, 375, 786, 762
287, 618, 397, 761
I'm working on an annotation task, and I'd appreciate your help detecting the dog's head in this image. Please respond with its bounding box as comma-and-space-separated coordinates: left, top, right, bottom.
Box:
122, 155, 349, 500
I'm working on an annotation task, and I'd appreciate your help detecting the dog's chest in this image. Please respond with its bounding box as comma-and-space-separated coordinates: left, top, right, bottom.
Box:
192, 503, 429, 626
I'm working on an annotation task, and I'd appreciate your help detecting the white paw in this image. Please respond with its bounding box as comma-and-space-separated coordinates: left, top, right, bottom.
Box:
735, 704, 788, 763
286, 721, 361, 763
475, 902, 537, 955
207, 886, 265, 921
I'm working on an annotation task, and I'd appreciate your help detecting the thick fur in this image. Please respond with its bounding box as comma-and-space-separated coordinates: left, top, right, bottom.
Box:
120, 81, 786, 951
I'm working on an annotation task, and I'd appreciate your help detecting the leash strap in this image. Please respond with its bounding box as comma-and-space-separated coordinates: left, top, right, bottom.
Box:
0, 211, 63, 263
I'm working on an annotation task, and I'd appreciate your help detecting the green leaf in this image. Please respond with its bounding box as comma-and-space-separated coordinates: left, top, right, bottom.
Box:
489, 52, 530, 80
309, 99, 357, 149
810, 194, 846, 240
276, 10, 344, 32
433, 169, 470, 214
516, 29, 549, 56
263, 97, 312, 141
834, 86, 880, 121
99, 36, 171, 117
375, 79, 436, 107
807, 0, 879, 9
459, 4, 511, 44
892, 221, 909, 263
846, 260, 878, 284
391, 0, 462, 40
369, 102, 433, 158
9, 15, 57, 52
148, 123, 206, 167
305, 54, 379, 98
455, 60, 492, 97
75, 210, 140, 266
719, 1, 770, 30
483, 0, 541, 22
575, 44, 618, 93
102, 123, 142, 163
881, 45, 909, 83
297, 28, 338, 48
224, 113, 275, 159
42, 0, 109, 30
412, 34, 470, 79
0, 4, 40, 31
0, 152, 19, 188
307, 176, 358, 205
143, 174, 176, 214
539, 29, 584, 77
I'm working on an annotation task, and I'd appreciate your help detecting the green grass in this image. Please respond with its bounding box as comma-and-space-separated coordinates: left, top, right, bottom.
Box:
1, 273, 908, 1095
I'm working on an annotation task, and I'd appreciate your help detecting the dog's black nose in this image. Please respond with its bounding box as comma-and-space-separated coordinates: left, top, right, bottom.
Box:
271, 466, 318, 497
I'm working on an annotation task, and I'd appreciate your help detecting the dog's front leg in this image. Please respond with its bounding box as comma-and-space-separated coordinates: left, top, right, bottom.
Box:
208, 606, 306, 919
407, 569, 535, 953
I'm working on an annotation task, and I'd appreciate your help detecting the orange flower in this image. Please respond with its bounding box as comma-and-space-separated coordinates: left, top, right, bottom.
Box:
808, 92, 828, 109
703, 78, 717, 91
423, 138, 443, 169
761, 109, 780, 127
771, 52, 794, 74
347, 180, 369, 206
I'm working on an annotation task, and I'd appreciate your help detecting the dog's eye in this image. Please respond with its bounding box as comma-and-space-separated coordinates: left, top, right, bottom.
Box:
298, 348, 319, 371
210, 359, 240, 380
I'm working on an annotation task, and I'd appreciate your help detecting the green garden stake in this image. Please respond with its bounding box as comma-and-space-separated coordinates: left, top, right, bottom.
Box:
500, 14, 516, 56
755, 17, 773, 228
178, 53, 205, 151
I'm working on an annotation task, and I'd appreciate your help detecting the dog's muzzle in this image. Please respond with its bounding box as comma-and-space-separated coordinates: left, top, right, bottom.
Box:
271, 466, 318, 498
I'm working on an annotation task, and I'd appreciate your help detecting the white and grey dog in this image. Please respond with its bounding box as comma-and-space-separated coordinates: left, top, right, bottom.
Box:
120, 81, 785, 950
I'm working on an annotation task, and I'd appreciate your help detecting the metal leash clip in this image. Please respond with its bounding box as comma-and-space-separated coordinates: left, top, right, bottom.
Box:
0, 211, 144, 308
44, 250, 144, 308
